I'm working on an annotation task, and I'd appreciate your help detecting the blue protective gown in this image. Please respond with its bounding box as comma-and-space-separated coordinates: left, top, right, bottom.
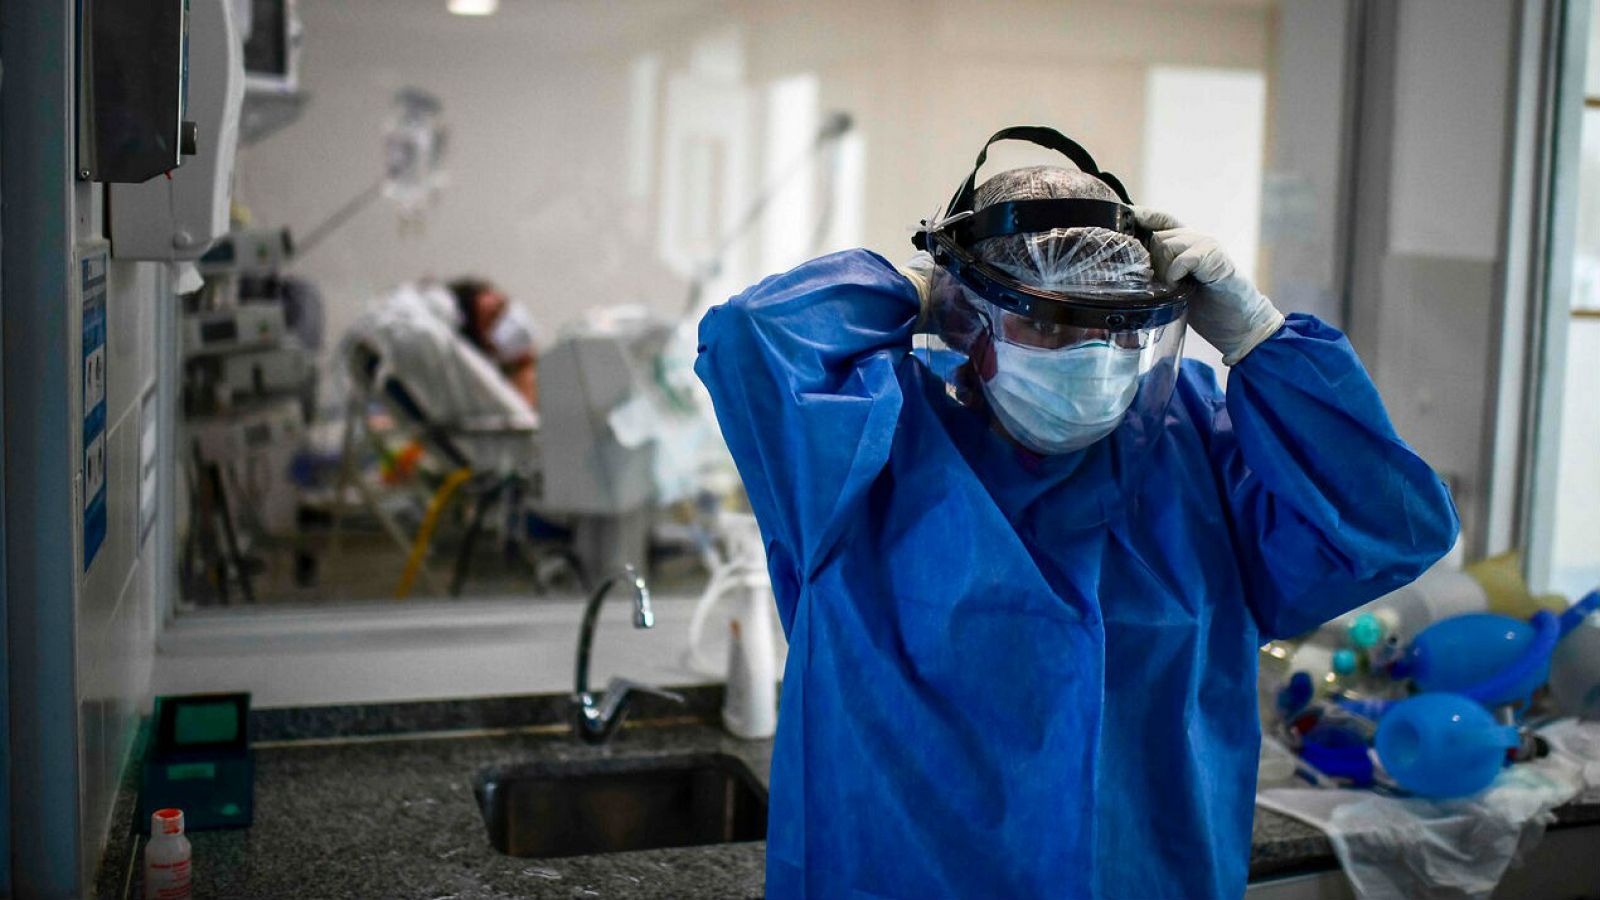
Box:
694, 249, 1458, 899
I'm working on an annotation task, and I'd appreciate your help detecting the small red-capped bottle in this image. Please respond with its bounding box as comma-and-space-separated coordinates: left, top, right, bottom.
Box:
144, 808, 192, 899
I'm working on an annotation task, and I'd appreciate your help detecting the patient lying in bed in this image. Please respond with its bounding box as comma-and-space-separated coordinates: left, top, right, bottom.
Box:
344, 281, 540, 440
445, 277, 541, 409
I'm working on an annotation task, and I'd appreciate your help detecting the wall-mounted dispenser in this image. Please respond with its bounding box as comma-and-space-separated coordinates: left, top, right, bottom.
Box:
109, 0, 246, 261
78, 0, 190, 184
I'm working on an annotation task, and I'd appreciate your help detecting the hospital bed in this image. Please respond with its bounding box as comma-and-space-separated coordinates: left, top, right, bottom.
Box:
330, 339, 548, 594
327, 291, 712, 596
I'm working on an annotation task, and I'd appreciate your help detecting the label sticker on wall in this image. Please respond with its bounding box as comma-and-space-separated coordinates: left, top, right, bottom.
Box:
81, 248, 109, 571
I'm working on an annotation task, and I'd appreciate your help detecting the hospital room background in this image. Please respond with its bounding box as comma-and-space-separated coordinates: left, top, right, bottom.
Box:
191, 0, 1282, 610
4, 0, 1600, 896
188, 0, 1600, 610
147, 0, 1600, 865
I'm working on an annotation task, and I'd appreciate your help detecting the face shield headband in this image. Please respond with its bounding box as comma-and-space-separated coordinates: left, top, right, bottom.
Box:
911, 126, 1195, 332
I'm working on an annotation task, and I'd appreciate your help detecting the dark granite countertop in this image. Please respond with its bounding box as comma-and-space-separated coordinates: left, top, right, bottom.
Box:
93, 690, 1600, 899
181, 724, 768, 900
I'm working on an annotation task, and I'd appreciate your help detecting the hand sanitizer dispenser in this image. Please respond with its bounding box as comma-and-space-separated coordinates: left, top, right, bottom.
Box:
111, 0, 245, 261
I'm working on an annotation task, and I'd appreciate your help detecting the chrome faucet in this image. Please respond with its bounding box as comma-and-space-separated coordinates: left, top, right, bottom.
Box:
572, 565, 685, 743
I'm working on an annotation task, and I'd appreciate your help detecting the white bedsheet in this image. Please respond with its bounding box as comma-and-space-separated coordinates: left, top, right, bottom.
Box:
342, 283, 538, 473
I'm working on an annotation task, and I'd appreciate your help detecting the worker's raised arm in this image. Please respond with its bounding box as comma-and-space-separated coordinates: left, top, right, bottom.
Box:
694, 249, 921, 625
1198, 315, 1460, 639
1134, 208, 1458, 638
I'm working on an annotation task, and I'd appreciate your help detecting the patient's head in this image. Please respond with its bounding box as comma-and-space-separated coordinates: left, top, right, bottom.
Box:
447, 276, 508, 349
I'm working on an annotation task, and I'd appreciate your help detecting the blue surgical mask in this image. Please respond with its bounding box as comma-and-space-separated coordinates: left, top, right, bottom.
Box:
981, 340, 1141, 454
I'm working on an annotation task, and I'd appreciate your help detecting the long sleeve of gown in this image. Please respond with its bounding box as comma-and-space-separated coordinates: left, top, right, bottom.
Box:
1197, 314, 1460, 639
695, 250, 920, 628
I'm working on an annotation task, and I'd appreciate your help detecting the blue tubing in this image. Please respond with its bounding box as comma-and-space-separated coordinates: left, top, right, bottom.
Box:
1559, 590, 1600, 639
1457, 609, 1559, 706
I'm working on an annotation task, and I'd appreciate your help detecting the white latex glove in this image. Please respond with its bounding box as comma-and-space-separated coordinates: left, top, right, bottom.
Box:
895, 250, 939, 331
1134, 208, 1285, 365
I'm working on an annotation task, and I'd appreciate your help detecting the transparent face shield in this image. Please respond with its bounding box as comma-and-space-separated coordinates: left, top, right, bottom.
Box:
908, 126, 1196, 458
913, 273, 1188, 458
993, 308, 1173, 352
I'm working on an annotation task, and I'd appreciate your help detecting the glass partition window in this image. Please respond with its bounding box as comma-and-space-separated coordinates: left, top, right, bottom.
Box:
1546, 15, 1600, 599
181, 0, 1346, 612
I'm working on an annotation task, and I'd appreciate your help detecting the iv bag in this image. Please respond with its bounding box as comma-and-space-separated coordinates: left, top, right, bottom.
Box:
383, 88, 448, 220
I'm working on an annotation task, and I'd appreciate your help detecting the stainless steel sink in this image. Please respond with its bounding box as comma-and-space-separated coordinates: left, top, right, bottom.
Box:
474, 753, 767, 858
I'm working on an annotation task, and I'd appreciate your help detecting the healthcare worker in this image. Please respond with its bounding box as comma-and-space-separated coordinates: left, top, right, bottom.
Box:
694, 128, 1459, 899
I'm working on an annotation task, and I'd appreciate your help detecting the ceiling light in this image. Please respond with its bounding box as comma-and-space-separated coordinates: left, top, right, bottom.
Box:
448, 0, 497, 16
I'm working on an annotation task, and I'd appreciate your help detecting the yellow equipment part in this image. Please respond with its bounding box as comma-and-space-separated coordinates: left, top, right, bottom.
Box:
396, 468, 474, 599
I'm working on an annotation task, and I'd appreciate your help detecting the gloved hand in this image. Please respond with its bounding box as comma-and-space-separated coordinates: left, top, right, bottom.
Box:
896, 251, 973, 339
1134, 208, 1285, 365
896, 251, 940, 332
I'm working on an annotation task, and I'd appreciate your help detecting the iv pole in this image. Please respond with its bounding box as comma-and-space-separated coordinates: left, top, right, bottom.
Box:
681, 111, 854, 315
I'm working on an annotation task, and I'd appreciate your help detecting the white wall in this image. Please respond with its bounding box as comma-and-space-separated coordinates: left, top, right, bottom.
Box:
1143, 64, 1268, 370
1549, 16, 1600, 597
1355, 0, 1521, 557
1263, 0, 1356, 327
1387, 0, 1514, 262
71, 132, 172, 900
1551, 320, 1600, 597
1571, 14, 1600, 312
238, 0, 1277, 376
1143, 66, 1267, 281
75, 248, 168, 889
